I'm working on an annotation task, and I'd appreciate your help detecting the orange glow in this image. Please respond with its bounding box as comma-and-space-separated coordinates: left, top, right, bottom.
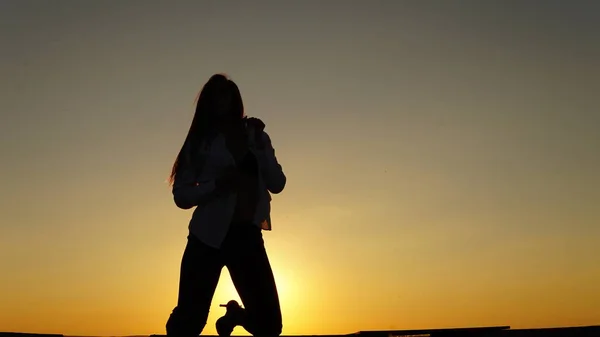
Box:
2, 1, 599, 336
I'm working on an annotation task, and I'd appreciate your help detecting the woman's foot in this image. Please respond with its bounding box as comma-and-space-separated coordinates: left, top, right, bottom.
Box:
216, 300, 247, 337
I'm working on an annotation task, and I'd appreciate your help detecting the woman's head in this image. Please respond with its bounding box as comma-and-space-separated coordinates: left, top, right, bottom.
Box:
196, 73, 245, 126
168, 74, 245, 185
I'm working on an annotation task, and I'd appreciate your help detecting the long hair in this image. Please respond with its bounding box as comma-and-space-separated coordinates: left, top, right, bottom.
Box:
168, 74, 245, 185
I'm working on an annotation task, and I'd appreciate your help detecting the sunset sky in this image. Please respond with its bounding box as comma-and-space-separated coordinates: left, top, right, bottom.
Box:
1, 0, 599, 335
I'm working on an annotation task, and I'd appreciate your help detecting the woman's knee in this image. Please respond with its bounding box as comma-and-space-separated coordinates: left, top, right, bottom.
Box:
246, 311, 282, 337
251, 323, 283, 337
166, 306, 208, 337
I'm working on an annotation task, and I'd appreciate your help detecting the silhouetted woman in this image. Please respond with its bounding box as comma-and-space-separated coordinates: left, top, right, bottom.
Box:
166, 74, 286, 337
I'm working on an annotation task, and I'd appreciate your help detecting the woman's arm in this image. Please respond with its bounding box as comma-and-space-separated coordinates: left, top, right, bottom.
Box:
172, 166, 219, 210
255, 131, 286, 194
171, 141, 222, 210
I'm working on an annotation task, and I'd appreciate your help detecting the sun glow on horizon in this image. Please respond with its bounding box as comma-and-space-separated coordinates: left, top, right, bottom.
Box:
2, 1, 600, 336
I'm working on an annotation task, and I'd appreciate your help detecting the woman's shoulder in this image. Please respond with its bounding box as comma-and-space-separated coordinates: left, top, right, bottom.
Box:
252, 130, 271, 143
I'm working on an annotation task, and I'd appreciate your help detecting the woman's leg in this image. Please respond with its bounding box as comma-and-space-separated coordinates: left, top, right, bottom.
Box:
224, 225, 283, 337
166, 234, 224, 337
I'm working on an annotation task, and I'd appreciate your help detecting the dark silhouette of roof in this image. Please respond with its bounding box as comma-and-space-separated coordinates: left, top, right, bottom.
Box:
4, 324, 600, 337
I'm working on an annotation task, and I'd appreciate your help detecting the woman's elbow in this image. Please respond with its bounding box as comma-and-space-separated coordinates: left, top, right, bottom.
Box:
268, 176, 286, 194
173, 195, 194, 210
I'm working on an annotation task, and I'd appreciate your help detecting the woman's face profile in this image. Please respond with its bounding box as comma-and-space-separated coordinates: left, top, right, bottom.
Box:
215, 92, 232, 116
205, 77, 243, 128
213, 92, 242, 128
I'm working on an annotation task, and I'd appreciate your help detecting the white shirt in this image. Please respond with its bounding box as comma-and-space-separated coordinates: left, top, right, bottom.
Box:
172, 129, 286, 249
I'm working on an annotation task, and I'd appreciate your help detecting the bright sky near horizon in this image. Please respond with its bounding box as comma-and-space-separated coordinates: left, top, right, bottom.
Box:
1, 0, 599, 335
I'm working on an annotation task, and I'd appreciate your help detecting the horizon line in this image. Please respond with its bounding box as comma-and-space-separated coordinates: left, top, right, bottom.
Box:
5, 324, 600, 337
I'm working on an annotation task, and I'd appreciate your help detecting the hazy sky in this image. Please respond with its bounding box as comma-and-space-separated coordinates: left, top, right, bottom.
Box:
1, 0, 599, 335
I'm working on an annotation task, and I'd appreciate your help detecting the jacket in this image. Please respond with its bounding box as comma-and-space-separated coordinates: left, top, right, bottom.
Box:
172, 129, 286, 248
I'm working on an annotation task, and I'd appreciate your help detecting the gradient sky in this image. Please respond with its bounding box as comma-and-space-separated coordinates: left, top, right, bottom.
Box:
1, 0, 599, 335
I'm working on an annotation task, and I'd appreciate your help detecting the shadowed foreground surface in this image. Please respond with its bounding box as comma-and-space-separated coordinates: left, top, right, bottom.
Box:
3, 325, 600, 337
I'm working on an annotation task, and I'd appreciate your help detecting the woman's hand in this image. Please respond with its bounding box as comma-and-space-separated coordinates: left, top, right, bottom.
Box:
246, 117, 266, 148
